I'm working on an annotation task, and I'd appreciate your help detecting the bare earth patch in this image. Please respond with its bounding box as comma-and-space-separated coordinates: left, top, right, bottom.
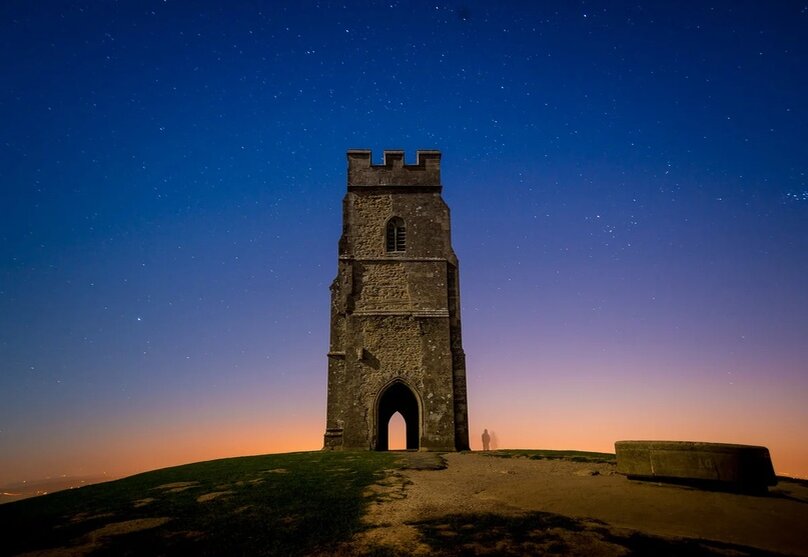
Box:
16, 545, 97, 557
165, 530, 205, 541
347, 452, 808, 556
87, 518, 172, 541
18, 518, 172, 557
67, 512, 115, 524
132, 497, 155, 508
196, 490, 234, 503
153, 481, 198, 492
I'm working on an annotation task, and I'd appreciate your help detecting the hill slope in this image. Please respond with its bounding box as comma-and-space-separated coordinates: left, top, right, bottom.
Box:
0, 451, 404, 556
3, 449, 807, 556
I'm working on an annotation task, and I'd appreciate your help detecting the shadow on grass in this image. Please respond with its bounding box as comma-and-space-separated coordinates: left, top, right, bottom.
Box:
0, 451, 399, 557
411, 511, 788, 557
392, 451, 448, 471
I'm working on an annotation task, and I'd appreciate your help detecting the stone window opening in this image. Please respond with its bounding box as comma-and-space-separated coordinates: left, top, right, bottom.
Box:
386, 217, 406, 253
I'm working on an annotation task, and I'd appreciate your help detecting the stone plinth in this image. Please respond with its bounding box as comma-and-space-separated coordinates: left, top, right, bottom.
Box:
615, 440, 777, 492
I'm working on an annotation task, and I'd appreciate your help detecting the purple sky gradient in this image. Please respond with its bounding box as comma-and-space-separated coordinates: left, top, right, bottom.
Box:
1, 1, 806, 483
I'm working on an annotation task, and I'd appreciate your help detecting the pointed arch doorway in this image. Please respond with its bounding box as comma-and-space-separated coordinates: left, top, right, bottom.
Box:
376, 381, 420, 450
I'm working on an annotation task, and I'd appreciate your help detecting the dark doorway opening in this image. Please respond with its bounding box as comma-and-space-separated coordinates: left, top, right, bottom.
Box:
376, 381, 419, 450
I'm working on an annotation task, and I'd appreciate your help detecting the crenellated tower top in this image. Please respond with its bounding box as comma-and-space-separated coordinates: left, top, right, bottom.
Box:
347, 149, 441, 189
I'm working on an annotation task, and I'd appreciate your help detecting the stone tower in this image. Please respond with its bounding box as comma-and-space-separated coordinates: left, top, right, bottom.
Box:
323, 149, 470, 451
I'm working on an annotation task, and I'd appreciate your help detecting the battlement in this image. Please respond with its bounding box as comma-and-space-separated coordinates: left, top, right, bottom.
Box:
347, 149, 441, 188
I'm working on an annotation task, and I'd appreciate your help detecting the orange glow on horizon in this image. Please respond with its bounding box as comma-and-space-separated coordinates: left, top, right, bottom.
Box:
3, 415, 806, 485
388, 412, 407, 450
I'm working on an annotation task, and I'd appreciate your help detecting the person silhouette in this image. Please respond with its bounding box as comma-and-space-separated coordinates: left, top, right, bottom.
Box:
481, 428, 491, 451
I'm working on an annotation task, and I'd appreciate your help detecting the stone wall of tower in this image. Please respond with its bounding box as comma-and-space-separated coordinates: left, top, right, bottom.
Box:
324, 150, 469, 451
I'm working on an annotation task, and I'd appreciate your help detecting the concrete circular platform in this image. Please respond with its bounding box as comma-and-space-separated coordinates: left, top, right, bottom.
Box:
615, 440, 777, 492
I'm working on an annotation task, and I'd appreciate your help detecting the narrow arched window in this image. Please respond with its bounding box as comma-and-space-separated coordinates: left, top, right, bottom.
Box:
386, 217, 406, 252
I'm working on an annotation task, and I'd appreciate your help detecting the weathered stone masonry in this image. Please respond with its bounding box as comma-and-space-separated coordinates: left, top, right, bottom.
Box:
323, 149, 470, 451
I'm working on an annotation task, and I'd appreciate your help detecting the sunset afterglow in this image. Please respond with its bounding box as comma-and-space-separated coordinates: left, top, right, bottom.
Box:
2, 2, 806, 487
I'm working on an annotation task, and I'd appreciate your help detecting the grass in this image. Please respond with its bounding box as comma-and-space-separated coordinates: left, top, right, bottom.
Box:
481, 448, 616, 464
2, 449, 789, 556
0, 451, 400, 557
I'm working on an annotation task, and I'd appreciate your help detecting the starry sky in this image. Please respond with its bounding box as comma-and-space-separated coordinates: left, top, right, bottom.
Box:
1, 1, 807, 485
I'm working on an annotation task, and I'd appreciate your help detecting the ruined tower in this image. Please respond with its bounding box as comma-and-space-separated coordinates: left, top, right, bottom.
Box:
324, 149, 470, 451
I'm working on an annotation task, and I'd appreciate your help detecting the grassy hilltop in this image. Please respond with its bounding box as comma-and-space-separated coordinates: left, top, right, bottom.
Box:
1, 451, 403, 557
2, 449, 803, 557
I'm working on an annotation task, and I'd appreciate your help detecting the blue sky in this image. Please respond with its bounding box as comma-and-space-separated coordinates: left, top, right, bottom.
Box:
1, 1, 806, 482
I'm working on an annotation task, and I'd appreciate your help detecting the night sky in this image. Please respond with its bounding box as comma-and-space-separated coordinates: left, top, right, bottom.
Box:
2, 1, 807, 485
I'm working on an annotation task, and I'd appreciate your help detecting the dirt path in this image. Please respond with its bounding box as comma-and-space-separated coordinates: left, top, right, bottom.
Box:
352, 452, 808, 556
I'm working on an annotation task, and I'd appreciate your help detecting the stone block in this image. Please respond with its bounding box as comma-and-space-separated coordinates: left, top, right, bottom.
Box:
615, 440, 777, 492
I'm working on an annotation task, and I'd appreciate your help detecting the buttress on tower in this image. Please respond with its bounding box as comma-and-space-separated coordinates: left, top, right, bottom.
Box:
323, 149, 470, 451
